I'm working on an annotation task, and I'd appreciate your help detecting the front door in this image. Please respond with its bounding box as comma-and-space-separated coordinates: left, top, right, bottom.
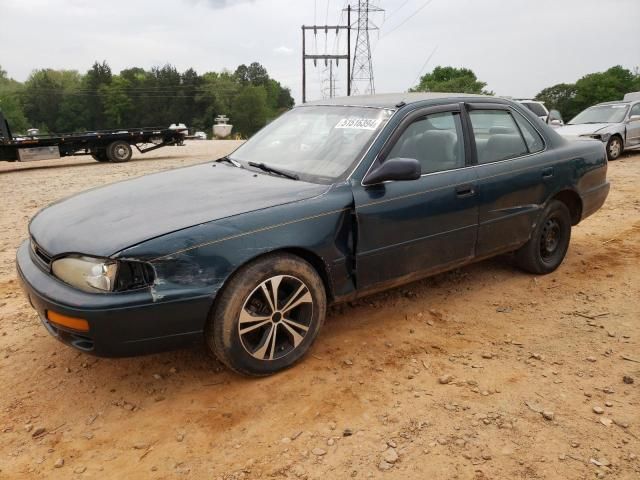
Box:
352, 105, 478, 290
626, 103, 640, 147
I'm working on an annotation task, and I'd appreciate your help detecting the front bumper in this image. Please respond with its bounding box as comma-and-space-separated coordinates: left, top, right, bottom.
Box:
16, 240, 212, 357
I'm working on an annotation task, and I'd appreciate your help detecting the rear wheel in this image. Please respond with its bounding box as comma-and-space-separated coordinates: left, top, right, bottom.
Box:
106, 141, 132, 162
515, 200, 571, 274
606, 136, 623, 161
91, 151, 109, 162
206, 253, 326, 376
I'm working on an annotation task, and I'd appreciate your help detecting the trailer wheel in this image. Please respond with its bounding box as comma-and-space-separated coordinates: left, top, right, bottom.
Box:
92, 151, 109, 162
107, 141, 132, 162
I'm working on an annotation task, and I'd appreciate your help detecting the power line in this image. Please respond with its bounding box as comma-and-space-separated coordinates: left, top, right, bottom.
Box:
381, 0, 412, 26
410, 44, 439, 89
379, 0, 434, 40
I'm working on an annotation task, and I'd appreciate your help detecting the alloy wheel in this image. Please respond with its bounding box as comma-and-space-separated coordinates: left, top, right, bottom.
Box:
237, 275, 313, 361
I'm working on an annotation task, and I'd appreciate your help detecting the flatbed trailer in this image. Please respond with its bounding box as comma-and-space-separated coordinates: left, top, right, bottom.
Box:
0, 112, 184, 163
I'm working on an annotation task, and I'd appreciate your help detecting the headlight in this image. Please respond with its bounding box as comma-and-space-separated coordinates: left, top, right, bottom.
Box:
51, 256, 154, 293
580, 133, 610, 142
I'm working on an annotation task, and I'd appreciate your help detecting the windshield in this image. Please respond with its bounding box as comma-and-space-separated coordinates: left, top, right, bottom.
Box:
569, 104, 629, 124
521, 102, 548, 117
229, 105, 394, 183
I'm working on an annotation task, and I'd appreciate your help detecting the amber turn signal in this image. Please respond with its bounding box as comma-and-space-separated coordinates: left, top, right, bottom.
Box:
46, 310, 89, 332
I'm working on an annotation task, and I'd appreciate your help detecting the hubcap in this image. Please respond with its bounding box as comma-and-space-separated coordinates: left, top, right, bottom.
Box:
238, 275, 313, 361
540, 217, 561, 260
115, 146, 128, 159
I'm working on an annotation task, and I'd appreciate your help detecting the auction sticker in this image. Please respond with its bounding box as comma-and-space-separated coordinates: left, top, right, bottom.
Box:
335, 118, 382, 130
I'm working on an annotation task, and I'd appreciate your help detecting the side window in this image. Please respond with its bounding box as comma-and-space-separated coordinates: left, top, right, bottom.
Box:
630, 103, 640, 117
469, 110, 528, 164
512, 110, 545, 153
386, 111, 465, 174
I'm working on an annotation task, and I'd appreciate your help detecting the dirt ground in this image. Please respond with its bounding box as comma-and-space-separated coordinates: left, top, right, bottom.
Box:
0, 142, 638, 480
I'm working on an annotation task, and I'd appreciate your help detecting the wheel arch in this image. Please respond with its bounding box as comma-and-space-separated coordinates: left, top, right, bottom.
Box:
208, 247, 335, 315
551, 189, 582, 225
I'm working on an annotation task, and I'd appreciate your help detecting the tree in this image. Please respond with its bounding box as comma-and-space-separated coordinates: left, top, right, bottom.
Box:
572, 66, 637, 114
22, 69, 84, 133
535, 83, 578, 119
231, 85, 269, 137
82, 61, 112, 129
0, 65, 29, 133
411, 66, 493, 95
3, 61, 294, 137
247, 62, 269, 86
101, 76, 132, 126
534, 65, 640, 121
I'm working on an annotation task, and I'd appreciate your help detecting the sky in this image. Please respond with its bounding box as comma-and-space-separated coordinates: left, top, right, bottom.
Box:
1, 0, 639, 105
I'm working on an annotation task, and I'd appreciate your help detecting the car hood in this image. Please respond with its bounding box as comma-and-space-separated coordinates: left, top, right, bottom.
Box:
556, 123, 612, 137
29, 162, 329, 257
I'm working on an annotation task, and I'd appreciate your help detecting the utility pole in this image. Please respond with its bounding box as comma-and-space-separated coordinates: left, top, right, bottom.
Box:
301, 5, 351, 103
350, 1, 384, 95
330, 62, 335, 98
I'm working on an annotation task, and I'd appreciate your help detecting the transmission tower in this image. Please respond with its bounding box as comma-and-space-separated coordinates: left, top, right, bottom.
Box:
349, 1, 384, 95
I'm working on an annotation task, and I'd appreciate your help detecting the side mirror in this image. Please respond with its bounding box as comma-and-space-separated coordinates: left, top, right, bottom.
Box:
363, 157, 421, 185
550, 119, 562, 126
629, 115, 640, 122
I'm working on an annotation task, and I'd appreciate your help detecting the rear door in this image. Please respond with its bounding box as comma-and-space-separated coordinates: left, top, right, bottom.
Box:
467, 103, 554, 257
352, 104, 479, 290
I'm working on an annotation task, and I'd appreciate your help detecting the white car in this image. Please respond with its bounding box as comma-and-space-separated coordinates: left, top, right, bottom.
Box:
556, 94, 640, 160
515, 99, 564, 128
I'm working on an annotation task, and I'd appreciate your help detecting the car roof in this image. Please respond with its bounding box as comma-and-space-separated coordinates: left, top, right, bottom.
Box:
304, 92, 491, 109
595, 100, 634, 106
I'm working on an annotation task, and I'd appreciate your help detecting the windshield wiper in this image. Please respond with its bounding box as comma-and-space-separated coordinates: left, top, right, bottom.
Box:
248, 161, 299, 180
216, 156, 241, 167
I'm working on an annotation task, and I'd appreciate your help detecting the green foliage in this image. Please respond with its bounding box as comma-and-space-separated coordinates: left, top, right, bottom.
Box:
0, 65, 29, 133
411, 66, 493, 95
536, 66, 640, 120
0, 61, 294, 137
534, 83, 578, 119
231, 85, 270, 137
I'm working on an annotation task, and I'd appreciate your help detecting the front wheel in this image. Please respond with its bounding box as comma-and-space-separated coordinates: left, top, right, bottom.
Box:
206, 253, 327, 376
606, 136, 623, 161
515, 200, 571, 274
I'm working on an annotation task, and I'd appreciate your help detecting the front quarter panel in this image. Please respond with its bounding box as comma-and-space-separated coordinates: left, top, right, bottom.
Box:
116, 184, 356, 308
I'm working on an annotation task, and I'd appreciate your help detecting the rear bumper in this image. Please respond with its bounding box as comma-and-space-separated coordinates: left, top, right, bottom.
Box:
16, 240, 211, 357
580, 181, 610, 221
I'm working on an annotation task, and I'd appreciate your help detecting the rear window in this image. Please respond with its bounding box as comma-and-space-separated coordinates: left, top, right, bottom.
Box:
469, 110, 528, 164
521, 102, 548, 117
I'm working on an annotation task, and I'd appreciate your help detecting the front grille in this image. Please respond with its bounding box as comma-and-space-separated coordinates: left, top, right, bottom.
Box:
30, 238, 52, 270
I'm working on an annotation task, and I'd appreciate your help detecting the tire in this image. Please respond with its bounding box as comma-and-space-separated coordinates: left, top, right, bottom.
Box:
106, 141, 132, 162
606, 136, 623, 161
515, 200, 572, 274
206, 253, 327, 376
91, 151, 109, 162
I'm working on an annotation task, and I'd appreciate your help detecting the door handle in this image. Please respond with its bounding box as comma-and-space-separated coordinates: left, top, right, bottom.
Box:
542, 167, 554, 179
455, 184, 475, 198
